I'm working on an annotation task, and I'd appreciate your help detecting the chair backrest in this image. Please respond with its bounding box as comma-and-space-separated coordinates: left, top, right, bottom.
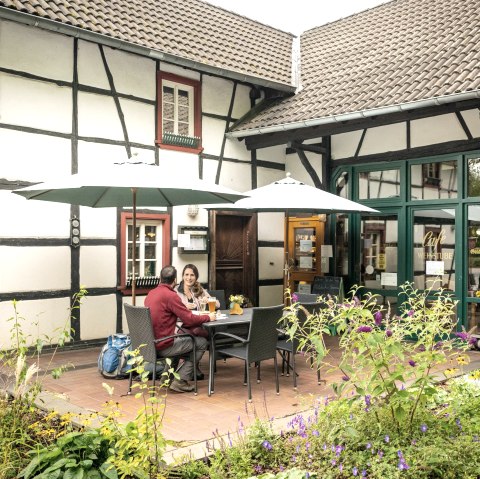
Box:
209, 289, 226, 310
124, 303, 158, 364
248, 305, 284, 362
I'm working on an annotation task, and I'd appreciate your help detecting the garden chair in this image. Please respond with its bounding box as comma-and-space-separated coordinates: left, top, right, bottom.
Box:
209, 304, 284, 401
124, 303, 197, 395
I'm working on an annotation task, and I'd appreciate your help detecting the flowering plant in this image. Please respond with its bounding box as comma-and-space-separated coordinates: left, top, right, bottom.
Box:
229, 294, 245, 305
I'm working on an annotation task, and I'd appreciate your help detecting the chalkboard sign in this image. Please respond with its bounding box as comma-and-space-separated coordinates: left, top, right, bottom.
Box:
312, 276, 344, 300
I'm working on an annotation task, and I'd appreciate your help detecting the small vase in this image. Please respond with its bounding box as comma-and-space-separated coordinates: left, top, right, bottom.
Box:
229, 302, 243, 315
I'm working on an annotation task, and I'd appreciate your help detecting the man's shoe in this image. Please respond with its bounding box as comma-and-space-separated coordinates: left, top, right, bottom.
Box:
169, 379, 195, 393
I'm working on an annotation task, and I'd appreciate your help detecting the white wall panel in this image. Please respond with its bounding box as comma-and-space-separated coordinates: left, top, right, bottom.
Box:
203, 76, 233, 116
202, 158, 220, 183
159, 151, 201, 181
77, 92, 124, 141
79, 207, 117, 239
257, 144, 286, 164
331, 130, 363, 160
0, 74, 72, 133
202, 116, 225, 155
224, 136, 251, 162
0, 129, 71, 182
77, 40, 110, 89
80, 245, 116, 287
259, 285, 283, 307
80, 294, 117, 340
0, 20, 73, 81
461, 109, 480, 138
104, 47, 156, 100
232, 83, 252, 119
159, 64, 200, 82
257, 212, 284, 241
286, 151, 322, 186
219, 161, 251, 192
360, 123, 406, 156
0, 246, 70, 292
411, 114, 466, 148
0, 190, 70, 237
0, 297, 72, 349
119, 99, 155, 145
256, 168, 284, 188
259, 247, 284, 280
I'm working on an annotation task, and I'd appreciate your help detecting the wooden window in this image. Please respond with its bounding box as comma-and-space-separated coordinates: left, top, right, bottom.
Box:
120, 213, 171, 293
156, 72, 202, 153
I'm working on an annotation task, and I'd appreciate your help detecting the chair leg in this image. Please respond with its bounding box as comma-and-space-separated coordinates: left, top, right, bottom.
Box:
280, 350, 286, 376
192, 342, 197, 396
274, 355, 279, 395
246, 361, 252, 402
286, 352, 291, 376
127, 371, 133, 395
292, 352, 297, 390
257, 361, 261, 383
208, 344, 215, 396
243, 362, 247, 386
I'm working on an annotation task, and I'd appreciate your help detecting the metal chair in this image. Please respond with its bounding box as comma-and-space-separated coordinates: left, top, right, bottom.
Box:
277, 302, 325, 388
209, 304, 284, 401
208, 289, 226, 310
124, 303, 197, 395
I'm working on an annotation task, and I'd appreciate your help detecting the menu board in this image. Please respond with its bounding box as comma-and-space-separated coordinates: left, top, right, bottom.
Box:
312, 276, 344, 300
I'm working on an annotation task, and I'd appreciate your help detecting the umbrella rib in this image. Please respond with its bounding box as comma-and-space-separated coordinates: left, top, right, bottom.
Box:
91, 189, 110, 208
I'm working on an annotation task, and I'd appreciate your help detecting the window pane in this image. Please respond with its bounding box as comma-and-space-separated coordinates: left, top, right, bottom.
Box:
178, 89, 189, 106
127, 260, 140, 276
144, 226, 156, 242
335, 172, 349, 198
413, 209, 455, 291
358, 169, 400, 199
335, 215, 349, 276
361, 215, 398, 290
163, 86, 174, 102
467, 157, 480, 197
163, 102, 174, 120
178, 105, 189, 123
177, 122, 189, 135
411, 160, 457, 200
145, 244, 156, 260
144, 261, 157, 277
467, 303, 480, 334
292, 227, 316, 271
467, 205, 480, 298
163, 120, 174, 133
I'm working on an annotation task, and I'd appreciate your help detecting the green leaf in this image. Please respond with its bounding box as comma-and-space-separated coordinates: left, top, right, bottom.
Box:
86, 471, 101, 479
63, 467, 85, 479
99, 463, 118, 479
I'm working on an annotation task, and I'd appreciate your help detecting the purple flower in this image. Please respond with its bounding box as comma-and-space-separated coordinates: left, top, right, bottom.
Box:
398, 458, 410, 470
357, 326, 373, 333
312, 430, 319, 436
366, 442, 372, 449
342, 375, 350, 381
386, 329, 393, 337
353, 467, 358, 476
434, 341, 443, 350
408, 360, 416, 367
384, 435, 390, 443
291, 293, 299, 303
418, 344, 426, 352
362, 470, 367, 477
407, 309, 414, 316
262, 440, 272, 451
374, 311, 383, 325
421, 424, 428, 433
455, 331, 469, 341
365, 395, 371, 407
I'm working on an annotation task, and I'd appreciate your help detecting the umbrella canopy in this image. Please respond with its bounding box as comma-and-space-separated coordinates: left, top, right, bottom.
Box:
13, 161, 248, 304
204, 174, 378, 286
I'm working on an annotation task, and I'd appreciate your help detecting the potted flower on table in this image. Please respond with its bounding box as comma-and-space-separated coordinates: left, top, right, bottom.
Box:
229, 294, 245, 315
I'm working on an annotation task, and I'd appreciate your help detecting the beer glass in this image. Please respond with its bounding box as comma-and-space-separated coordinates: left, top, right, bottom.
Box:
208, 297, 217, 313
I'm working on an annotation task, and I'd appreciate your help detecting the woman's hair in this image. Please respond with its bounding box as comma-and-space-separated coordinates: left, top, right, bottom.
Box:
182, 263, 204, 297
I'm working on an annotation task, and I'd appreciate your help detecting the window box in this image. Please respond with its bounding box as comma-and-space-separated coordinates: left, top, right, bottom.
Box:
162, 133, 200, 149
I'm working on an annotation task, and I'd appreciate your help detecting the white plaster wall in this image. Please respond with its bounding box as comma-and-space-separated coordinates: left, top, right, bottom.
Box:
257, 212, 284, 241
257, 144, 286, 164
77, 40, 110, 90
256, 168, 285, 188
159, 150, 202, 181
79, 207, 117, 238
259, 247, 284, 280
202, 76, 234, 116
80, 294, 118, 340
0, 246, 71, 292
119, 98, 155, 145
80, 246, 117, 287
202, 116, 225, 155
160, 64, 200, 82
462, 109, 480, 138
411, 114, 466, 148
0, 190, 70, 237
219, 161, 252, 192
259, 285, 283, 307
0, 20, 73, 82
360, 123, 406, 156
122, 296, 147, 333
224, 136, 251, 162
0, 129, 71, 182
0, 297, 72, 349
0, 74, 72, 133
202, 158, 220, 184
286, 150, 322, 186
232, 83, 253, 120
104, 47, 156, 100
172, 252, 209, 285
78, 92, 125, 141
331, 130, 363, 160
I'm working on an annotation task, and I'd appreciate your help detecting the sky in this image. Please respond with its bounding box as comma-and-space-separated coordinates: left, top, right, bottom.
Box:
205, 0, 391, 35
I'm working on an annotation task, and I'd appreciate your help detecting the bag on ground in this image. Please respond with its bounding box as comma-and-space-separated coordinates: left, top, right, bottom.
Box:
98, 334, 132, 379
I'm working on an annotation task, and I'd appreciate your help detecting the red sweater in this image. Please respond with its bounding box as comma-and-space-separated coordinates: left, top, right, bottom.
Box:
145, 283, 211, 350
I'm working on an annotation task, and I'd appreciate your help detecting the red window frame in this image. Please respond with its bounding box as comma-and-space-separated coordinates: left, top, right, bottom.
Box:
120, 212, 171, 295
156, 72, 203, 153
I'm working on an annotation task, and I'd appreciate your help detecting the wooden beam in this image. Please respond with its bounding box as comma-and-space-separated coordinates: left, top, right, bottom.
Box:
244, 99, 480, 150
295, 148, 323, 189
289, 140, 327, 154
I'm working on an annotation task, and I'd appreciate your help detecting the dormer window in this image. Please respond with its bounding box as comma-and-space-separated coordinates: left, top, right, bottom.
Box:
156, 72, 202, 152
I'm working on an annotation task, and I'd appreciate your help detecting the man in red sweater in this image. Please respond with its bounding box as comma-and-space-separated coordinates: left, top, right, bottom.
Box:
145, 265, 216, 393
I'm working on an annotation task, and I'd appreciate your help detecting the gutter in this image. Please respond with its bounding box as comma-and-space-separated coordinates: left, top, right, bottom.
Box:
227, 89, 480, 138
0, 7, 296, 94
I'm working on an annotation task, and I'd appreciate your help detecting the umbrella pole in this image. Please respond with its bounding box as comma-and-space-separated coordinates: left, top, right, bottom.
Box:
132, 187, 137, 306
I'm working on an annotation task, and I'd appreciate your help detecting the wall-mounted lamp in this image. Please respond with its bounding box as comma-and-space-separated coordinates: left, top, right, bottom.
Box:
70, 216, 80, 247
187, 204, 199, 218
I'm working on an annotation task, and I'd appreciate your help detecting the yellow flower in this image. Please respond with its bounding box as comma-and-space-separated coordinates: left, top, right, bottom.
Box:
475, 291, 480, 298
456, 355, 470, 365
444, 368, 458, 376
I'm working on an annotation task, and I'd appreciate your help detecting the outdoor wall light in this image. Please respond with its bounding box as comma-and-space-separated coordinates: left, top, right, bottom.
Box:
70, 216, 80, 247
187, 204, 199, 217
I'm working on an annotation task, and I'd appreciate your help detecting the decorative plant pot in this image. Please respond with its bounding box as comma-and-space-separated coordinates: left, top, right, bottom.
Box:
229, 303, 243, 315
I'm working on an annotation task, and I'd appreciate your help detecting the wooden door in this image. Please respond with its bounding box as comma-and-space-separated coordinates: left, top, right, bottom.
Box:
209, 211, 257, 306
286, 216, 325, 293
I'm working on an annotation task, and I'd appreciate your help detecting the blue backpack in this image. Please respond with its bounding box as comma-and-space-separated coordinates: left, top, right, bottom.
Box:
98, 334, 132, 379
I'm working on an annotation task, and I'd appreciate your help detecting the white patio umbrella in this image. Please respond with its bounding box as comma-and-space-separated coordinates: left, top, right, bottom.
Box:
12, 161, 248, 304
204, 174, 378, 283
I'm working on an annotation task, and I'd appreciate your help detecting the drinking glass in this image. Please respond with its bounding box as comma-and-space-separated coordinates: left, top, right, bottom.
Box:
208, 297, 217, 313
199, 299, 207, 312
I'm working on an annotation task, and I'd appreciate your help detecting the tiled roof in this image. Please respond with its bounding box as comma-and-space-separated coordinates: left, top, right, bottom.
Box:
0, 0, 294, 87
232, 0, 480, 134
